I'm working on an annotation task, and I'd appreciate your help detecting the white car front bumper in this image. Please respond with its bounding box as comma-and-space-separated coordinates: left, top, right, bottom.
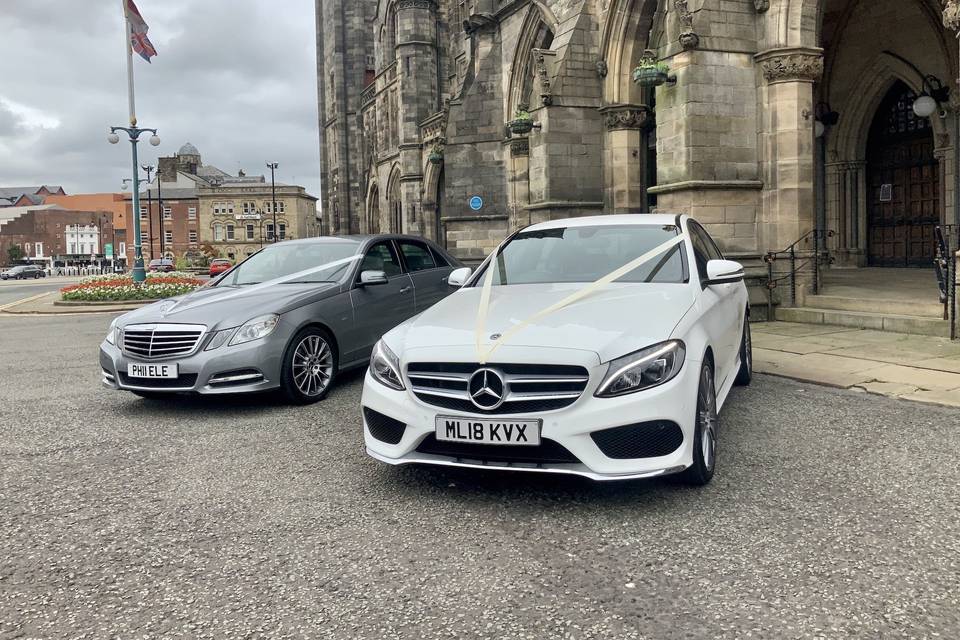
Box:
361, 355, 703, 482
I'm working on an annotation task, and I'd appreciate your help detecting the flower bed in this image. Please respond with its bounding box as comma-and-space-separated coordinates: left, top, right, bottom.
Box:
61, 272, 206, 302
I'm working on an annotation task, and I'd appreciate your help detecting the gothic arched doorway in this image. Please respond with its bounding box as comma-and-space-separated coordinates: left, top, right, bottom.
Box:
865, 81, 940, 267
388, 171, 402, 233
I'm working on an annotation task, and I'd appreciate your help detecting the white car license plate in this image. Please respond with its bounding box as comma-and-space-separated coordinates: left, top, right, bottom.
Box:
435, 416, 541, 446
127, 362, 179, 379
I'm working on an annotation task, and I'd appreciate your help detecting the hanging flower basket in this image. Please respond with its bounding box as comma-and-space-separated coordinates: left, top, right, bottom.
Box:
508, 109, 535, 135
428, 145, 444, 165
633, 61, 671, 88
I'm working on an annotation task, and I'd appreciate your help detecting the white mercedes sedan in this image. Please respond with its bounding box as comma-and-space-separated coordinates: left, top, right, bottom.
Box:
361, 214, 751, 485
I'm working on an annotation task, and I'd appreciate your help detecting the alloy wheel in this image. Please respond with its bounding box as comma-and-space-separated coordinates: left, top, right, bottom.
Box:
698, 366, 717, 472
292, 335, 334, 397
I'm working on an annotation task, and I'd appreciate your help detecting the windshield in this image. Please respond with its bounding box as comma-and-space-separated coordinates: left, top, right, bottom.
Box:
475, 224, 687, 285
218, 241, 360, 286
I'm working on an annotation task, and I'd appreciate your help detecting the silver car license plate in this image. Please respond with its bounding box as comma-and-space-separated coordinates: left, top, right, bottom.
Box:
435, 416, 541, 446
127, 362, 179, 379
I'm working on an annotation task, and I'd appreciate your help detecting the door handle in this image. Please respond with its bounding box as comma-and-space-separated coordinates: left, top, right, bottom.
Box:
399, 286, 412, 294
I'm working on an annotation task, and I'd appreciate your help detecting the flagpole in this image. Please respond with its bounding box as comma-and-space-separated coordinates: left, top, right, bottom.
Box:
123, 0, 137, 126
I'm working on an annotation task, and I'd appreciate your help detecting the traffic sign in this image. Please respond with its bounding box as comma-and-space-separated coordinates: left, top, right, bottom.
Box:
469, 196, 483, 211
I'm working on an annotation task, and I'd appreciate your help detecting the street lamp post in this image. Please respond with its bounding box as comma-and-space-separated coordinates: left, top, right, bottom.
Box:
109, 125, 160, 283
256, 208, 265, 248
266, 162, 279, 243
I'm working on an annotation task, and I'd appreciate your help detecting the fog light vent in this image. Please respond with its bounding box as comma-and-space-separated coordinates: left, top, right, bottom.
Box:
591, 421, 683, 459
363, 407, 406, 445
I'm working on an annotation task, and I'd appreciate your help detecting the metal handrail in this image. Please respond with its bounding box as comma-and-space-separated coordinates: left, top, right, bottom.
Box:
935, 224, 959, 340
763, 229, 834, 321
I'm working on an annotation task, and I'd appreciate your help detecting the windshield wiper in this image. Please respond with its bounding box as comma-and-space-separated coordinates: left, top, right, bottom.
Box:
281, 280, 336, 284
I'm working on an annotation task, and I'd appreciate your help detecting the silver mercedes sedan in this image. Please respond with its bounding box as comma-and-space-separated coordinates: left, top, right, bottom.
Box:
99, 235, 459, 404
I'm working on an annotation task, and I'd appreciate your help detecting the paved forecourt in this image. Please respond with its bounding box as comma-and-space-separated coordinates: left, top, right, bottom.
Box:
1, 313, 958, 638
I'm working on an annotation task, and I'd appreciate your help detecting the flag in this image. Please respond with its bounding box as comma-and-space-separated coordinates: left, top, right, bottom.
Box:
125, 0, 157, 63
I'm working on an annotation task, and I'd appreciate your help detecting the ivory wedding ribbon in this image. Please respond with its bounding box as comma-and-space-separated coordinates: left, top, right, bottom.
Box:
474, 233, 688, 364
164, 254, 363, 316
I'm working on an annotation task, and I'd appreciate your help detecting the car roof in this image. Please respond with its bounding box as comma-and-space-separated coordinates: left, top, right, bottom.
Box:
523, 214, 684, 233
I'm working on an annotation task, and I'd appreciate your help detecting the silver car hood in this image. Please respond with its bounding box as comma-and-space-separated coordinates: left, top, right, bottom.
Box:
117, 281, 342, 329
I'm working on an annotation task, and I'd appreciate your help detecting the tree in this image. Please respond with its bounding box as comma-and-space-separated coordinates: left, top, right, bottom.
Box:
7, 245, 23, 265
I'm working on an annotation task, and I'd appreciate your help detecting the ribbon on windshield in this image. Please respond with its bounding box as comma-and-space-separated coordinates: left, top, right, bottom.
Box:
163, 254, 363, 316
474, 233, 688, 364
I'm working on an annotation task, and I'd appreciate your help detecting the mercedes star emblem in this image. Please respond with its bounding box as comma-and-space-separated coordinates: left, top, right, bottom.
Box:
468, 368, 505, 410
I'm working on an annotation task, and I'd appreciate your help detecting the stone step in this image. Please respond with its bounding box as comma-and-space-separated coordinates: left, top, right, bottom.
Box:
774, 306, 951, 338
805, 294, 945, 318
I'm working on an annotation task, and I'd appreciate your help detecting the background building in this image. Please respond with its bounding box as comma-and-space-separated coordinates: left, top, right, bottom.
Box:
0, 186, 66, 208
317, 0, 960, 301
126, 143, 320, 264
0, 204, 116, 268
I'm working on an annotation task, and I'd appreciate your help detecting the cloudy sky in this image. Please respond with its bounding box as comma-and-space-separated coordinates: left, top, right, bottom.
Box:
0, 0, 320, 200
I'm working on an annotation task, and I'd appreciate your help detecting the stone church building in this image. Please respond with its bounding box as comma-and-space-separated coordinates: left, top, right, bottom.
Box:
317, 0, 960, 295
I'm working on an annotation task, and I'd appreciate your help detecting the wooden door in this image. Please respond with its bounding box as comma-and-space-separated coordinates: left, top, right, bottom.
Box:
866, 82, 940, 267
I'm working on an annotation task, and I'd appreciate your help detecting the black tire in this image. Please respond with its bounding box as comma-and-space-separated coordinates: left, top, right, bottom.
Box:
280, 327, 338, 404
734, 316, 753, 386
34, 272, 40, 279
680, 361, 718, 487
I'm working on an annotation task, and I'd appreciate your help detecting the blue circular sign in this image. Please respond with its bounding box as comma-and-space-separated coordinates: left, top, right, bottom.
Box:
469, 196, 484, 211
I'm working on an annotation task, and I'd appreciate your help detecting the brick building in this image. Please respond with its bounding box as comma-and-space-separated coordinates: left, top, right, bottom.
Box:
0, 205, 116, 268
123, 186, 200, 265
0, 186, 66, 208
318, 0, 960, 313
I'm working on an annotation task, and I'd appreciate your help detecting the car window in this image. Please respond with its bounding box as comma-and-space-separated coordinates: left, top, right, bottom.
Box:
474, 224, 686, 285
220, 240, 360, 286
430, 247, 449, 267
398, 241, 437, 272
360, 242, 403, 278
687, 223, 721, 282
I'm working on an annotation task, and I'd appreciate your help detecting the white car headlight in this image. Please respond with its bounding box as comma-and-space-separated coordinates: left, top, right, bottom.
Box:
105, 319, 119, 345
228, 314, 280, 346
595, 340, 686, 397
370, 339, 405, 391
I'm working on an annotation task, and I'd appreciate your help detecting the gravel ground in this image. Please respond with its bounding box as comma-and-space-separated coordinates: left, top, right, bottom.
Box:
1, 313, 959, 639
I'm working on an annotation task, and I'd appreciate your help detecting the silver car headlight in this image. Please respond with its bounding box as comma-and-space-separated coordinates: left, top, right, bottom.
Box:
105, 319, 119, 345
595, 340, 686, 397
370, 339, 405, 391
228, 314, 280, 346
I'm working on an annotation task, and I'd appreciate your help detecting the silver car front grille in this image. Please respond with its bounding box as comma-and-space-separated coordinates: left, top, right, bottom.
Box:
407, 362, 590, 414
122, 323, 206, 360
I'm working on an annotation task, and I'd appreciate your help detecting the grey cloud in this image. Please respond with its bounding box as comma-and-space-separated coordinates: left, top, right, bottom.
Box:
0, 0, 319, 200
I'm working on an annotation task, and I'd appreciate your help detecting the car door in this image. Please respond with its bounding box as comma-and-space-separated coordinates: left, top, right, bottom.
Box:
689, 221, 741, 383
396, 239, 453, 311
346, 240, 416, 362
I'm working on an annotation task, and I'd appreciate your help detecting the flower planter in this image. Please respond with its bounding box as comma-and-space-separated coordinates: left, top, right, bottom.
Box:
428, 152, 443, 165
634, 67, 669, 88
509, 119, 534, 135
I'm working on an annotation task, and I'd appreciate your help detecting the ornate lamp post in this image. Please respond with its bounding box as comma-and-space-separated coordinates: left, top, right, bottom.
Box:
109, 126, 160, 283
266, 162, 279, 243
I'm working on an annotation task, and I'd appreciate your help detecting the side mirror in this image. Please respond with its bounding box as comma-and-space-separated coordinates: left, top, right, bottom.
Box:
447, 267, 472, 287
360, 270, 389, 286
705, 259, 744, 285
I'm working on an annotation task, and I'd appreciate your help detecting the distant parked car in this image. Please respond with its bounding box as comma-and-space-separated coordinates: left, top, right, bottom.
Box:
1, 265, 46, 280
148, 259, 175, 273
209, 259, 233, 277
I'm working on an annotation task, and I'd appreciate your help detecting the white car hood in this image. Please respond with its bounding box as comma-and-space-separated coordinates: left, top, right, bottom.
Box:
390, 282, 696, 364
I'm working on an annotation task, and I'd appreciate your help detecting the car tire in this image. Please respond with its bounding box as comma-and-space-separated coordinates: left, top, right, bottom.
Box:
280, 326, 338, 404
680, 360, 718, 487
34, 272, 40, 279
734, 316, 752, 386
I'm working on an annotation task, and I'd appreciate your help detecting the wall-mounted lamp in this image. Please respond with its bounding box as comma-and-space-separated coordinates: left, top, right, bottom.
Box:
814, 102, 840, 138
912, 75, 950, 118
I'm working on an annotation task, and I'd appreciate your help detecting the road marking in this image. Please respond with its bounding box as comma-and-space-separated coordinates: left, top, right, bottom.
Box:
0, 291, 54, 312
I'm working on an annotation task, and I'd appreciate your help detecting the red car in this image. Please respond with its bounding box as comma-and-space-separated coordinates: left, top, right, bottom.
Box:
209, 259, 233, 277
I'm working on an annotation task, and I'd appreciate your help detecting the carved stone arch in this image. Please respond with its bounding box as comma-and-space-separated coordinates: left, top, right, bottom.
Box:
599, 0, 660, 105
421, 159, 444, 242
386, 164, 403, 233
365, 179, 381, 234
829, 53, 949, 163
507, 4, 557, 116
